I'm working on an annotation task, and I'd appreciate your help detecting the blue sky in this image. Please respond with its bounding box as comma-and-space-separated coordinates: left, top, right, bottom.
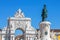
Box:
0, 0, 60, 31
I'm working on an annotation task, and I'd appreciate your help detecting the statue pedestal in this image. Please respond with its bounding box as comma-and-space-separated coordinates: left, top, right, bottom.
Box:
40, 21, 51, 40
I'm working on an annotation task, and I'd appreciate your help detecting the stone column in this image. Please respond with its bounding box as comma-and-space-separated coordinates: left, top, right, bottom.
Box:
10, 35, 15, 40
40, 21, 51, 40
2, 35, 5, 40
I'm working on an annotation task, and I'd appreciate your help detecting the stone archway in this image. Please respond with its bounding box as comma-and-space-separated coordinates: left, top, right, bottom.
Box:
15, 28, 25, 35
8, 18, 28, 40
15, 28, 24, 40
7, 9, 36, 40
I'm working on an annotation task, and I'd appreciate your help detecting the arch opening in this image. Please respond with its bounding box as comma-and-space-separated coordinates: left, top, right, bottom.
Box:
15, 28, 24, 40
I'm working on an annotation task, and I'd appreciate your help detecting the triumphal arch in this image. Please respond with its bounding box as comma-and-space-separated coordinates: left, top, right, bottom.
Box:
2, 9, 36, 40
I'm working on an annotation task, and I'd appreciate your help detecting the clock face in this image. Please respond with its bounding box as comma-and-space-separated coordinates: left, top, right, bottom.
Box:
45, 31, 48, 35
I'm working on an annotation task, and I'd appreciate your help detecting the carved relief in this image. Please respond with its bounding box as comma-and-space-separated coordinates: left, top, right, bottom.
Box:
14, 21, 26, 31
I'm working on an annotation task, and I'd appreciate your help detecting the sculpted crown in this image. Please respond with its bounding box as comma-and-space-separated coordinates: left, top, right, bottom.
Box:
14, 9, 25, 18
